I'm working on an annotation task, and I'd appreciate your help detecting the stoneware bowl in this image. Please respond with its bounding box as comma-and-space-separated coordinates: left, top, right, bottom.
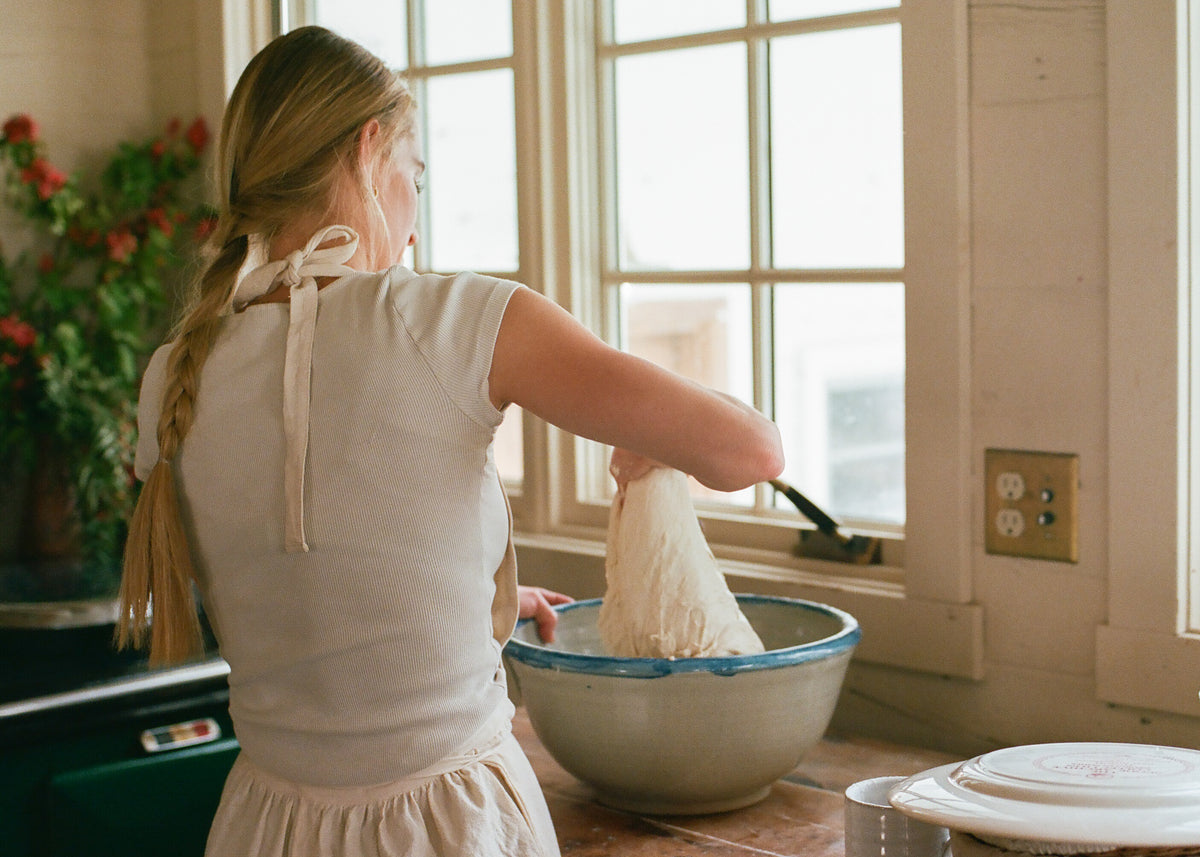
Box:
503, 594, 860, 815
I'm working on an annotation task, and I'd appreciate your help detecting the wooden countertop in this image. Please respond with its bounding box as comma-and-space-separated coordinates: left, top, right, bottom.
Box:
512, 707, 959, 856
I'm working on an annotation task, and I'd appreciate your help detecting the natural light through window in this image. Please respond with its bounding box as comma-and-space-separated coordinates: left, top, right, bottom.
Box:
599, 3, 905, 528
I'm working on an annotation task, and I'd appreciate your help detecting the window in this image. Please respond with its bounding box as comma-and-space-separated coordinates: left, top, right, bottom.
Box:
583, 4, 906, 534
281, 1, 984, 678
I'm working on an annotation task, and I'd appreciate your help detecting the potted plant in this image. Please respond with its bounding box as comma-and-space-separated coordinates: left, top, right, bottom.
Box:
0, 113, 215, 608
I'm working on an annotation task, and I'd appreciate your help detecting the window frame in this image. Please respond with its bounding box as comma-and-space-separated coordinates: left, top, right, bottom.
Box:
275, 0, 985, 679
1096, 0, 1200, 718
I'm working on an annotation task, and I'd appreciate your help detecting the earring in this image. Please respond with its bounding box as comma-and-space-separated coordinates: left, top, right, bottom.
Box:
372, 185, 379, 199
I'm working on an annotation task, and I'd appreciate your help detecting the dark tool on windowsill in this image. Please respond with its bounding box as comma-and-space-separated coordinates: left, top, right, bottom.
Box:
769, 478, 882, 565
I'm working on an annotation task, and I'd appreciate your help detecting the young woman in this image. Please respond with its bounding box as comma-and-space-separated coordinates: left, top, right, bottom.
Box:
117, 26, 782, 857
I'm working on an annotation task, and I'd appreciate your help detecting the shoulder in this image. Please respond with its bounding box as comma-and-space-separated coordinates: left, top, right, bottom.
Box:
383, 267, 522, 309
381, 267, 524, 339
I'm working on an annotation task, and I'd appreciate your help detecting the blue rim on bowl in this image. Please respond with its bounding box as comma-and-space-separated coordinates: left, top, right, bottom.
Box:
503, 594, 861, 678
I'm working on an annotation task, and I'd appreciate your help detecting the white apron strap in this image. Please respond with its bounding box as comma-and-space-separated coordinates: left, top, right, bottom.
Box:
232, 225, 360, 552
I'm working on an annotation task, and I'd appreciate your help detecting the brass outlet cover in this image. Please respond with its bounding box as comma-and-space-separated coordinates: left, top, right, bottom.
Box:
984, 449, 1079, 562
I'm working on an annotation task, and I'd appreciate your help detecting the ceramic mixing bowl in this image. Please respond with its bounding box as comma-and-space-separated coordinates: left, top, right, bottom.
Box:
503, 594, 860, 815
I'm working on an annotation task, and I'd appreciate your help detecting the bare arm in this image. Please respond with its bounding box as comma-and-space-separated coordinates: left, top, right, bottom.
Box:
489, 287, 784, 492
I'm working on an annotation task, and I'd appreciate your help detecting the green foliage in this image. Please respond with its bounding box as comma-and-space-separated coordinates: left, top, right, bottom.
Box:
0, 114, 217, 580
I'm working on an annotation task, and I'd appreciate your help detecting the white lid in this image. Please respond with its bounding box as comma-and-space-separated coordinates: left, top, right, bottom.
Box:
888, 742, 1200, 847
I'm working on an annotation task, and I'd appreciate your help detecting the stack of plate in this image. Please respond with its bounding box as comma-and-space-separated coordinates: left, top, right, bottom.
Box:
888, 742, 1200, 855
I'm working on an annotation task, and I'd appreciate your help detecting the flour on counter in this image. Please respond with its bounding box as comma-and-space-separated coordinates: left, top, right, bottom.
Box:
598, 467, 766, 658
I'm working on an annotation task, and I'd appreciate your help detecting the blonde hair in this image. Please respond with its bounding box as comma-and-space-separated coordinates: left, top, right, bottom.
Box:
116, 26, 416, 664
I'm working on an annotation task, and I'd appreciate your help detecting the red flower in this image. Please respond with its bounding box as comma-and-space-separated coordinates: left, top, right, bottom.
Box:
150, 139, 166, 159
166, 117, 181, 136
2, 113, 38, 144
1, 353, 19, 367
20, 158, 67, 200
146, 207, 174, 237
185, 117, 209, 154
0, 314, 36, 349
105, 229, 138, 263
38, 253, 55, 274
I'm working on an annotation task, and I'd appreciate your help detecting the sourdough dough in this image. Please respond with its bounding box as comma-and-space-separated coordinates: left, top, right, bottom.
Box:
598, 467, 766, 658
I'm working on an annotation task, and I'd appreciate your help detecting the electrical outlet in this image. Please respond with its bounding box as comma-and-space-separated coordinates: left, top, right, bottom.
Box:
984, 449, 1079, 562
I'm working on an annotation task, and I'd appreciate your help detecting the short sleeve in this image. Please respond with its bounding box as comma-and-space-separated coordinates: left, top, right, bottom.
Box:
387, 270, 523, 428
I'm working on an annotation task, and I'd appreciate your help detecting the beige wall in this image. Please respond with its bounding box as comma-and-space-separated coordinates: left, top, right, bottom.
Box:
0, 0, 152, 169
0, 0, 221, 249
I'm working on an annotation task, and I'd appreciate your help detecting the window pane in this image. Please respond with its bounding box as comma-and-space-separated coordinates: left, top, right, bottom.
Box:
773, 284, 904, 524
770, 25, 903, 269
769, 0, 898, 20
314, 0, 407, 69
495, 406, 524, 482
620, 283, 754, 505
615, 44, 749, 271
425, 70, 519, 271
425, 0, 512, 65
612, 0, 744, 44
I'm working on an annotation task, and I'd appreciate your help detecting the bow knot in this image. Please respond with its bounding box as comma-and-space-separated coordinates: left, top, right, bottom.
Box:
281, 249, 307, 289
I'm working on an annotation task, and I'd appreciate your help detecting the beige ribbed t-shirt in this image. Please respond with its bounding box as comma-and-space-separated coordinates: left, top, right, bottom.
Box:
135, 266, 523, 787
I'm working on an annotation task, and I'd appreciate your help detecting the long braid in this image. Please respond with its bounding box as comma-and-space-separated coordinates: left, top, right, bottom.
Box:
116, 233, 248, 665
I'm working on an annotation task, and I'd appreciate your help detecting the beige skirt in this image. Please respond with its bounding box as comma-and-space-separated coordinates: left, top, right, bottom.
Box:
205, 726, 560, 857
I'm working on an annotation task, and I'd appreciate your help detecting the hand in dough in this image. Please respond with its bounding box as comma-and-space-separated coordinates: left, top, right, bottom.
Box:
608, 448, 665, 494
598, 467, 765, 658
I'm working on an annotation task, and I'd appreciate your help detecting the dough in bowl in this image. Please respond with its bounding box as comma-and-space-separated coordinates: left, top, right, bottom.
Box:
598, 467, 765, 658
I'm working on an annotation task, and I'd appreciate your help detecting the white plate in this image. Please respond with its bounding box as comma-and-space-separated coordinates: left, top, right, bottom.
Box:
888, 742, 1200, 847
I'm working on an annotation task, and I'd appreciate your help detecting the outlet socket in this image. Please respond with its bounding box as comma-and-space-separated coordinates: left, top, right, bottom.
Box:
984, 449, 1079, 562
